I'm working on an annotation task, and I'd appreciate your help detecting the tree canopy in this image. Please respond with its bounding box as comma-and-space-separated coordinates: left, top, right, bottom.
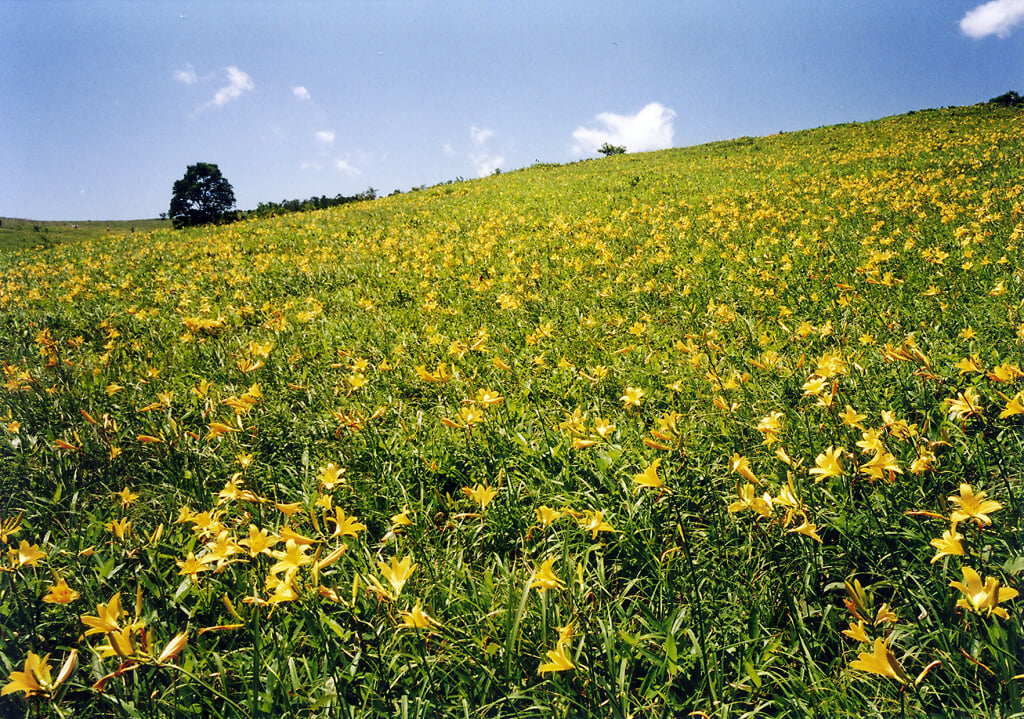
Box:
169, 163, 236, 228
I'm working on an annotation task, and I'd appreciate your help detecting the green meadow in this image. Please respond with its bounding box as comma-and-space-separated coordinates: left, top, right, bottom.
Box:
2, 103, 1023, 717
0, 218, 169, 252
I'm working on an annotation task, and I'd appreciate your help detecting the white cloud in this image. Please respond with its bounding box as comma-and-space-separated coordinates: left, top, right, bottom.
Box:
335, 159, 361, 175
316, 130, 336, 145
466, 126, 503, 176
445, 126, 505, 176
571, 102, 676, 155
210, 66, 254, 107
471, 151, 504, 177
292, 85, 311, 101
174, 64, 198, 84
961, 0, 1024, 38
470, 125, 495, 147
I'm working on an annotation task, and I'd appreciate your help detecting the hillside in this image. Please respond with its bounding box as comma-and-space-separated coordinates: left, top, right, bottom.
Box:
0, 217, 169, 251
1, 104, 1023, 718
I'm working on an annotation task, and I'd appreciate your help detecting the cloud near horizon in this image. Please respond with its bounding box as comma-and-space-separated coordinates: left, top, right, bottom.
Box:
468, 125, 503, 177
571, 102, 676, 155
292, 85, 311, 101
335, 159, 361, 175
960, 0, 1024, 38
315, 130, 336, 145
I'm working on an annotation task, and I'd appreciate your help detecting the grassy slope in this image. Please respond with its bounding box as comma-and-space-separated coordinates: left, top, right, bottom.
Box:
0, 218, 169, 251
1, 104, 1024, 718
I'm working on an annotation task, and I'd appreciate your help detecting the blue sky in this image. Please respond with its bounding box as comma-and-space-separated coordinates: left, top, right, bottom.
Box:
3, 0, 1023, 220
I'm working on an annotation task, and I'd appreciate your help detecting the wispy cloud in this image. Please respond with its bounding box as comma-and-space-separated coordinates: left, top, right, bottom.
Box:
186, 65, 255, 114
470, 126, 495, 147
571, 102, 676, 155
469, 125, 503, 176
174, 63, 198, 85
292, 85, 311, 101
335, 159, 361, 175
210, 66, 254, 107
960, 0, 1024, 38
316, 130, 336, 145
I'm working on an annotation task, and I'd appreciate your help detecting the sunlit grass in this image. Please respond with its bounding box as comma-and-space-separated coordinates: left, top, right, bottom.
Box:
2, 104, 1023, 717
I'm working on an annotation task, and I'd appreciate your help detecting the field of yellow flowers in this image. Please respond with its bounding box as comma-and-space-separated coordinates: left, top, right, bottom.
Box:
2, 104, 1023, 718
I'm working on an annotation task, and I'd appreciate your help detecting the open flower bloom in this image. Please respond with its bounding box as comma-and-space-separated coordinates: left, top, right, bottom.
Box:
326, 507, 367, 538
841, 620, 869, 643
727, 483, 772, 519
729, 453, 758, 483
2, 650, 77, 699
11, 539, 46, 568
848, 637, 909, 684
580, 510, 615, 539
620, 386, 644, 408
529, 557, 565, 592
950, 566, 1018, 619
538, 636, 575, 674
929, 523, 965, 563
786, 515, 823, 543
399, 601, 442, 630
947, 484, 1002, 527
269, 539, 313, 576
42, 577, 81, 604
633, 459, 664, 491
81, 592, 125, 636
535, 505, 562, 528
462, 484, 498, 511
379, 555, 417, 597
809, 446, 845, 479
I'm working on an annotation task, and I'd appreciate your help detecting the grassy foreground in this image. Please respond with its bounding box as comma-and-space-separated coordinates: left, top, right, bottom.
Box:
2, 104, 1024, 718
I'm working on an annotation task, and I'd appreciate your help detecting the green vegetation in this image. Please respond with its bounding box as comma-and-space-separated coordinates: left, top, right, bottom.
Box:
0, 218, 168, 251
1, 104, 1023, 718
169, 162, 237, 229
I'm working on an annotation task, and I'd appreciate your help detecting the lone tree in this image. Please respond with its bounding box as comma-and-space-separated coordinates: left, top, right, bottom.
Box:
169, 162, 236, 228
598, 142, 626, 156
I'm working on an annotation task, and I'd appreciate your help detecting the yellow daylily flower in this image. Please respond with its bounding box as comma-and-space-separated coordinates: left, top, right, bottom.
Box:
729, 453, 758, 484
81, 592, 125, 636
848, 637, 909, 684
42, 577, 80, 604
947, 484, 1002, 527
809, 445, 845, 479
841, 620, 870, 643
529, 557, 565, 592
727, 483, 772, 519
269, 539, 313, 576
326, 507, 367, 538
580, 510, 615, 540
950, 566, 1018, 619
929, 523, 964, 563
620, 386, 644, 408
633, 459, 665, 491
2, 650, 77, 698
538, 640, 575, 674
462, 483, 498, 511
535, 505, 562, 528
318, 462, 346, 489
399, 601, 442, 630
379, 555, 417, 597
11, 539, 46, 568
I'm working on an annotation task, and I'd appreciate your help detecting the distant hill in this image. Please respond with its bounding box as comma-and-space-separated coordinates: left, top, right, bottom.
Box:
0, 217, 169, 251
